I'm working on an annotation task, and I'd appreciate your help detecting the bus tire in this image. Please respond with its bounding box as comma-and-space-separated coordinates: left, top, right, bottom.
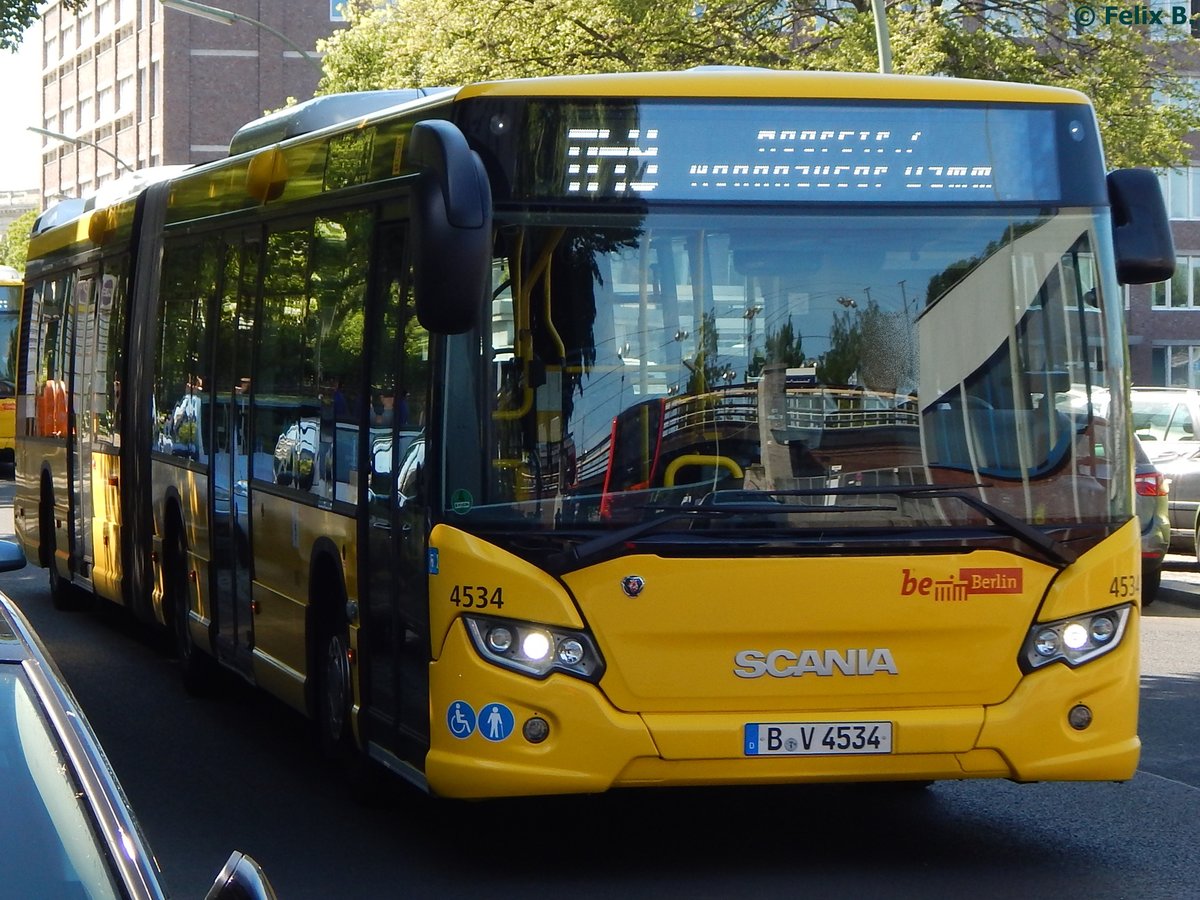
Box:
41, 488, 76, 611
315, 601, 389, 801
317, 611, 353, 760
166, 523, 216, 695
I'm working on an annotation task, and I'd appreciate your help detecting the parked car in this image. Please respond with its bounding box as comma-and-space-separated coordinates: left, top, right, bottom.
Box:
0, 541, 276, 899
1134, 438, 1170, 605
1131, 386, 1200, 560
1130, 385, 1200, 462
1154, 447, 1200, 555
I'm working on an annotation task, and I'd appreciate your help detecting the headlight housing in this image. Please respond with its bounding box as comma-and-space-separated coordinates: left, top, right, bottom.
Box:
464, 615, 605, 682
1020, 604, 1131, 671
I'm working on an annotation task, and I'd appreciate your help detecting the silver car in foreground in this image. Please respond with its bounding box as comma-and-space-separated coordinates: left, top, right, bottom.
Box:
0, 541, 276, 899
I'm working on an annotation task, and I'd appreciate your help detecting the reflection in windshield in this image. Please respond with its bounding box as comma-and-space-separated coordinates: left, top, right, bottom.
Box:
444, 210, 1127, 532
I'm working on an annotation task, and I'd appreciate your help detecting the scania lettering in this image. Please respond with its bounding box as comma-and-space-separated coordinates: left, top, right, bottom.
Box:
733, 649, 900, 678
14, 68, 1172, 798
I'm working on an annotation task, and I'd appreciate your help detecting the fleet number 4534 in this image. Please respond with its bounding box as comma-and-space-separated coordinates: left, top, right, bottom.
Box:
449, 585, 504, 609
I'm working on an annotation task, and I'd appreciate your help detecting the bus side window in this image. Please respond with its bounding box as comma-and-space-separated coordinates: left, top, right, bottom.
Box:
32, 276, 70, 438
312, 212, 371, 504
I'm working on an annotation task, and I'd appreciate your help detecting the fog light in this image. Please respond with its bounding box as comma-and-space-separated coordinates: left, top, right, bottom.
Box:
486, 626, 513, 653
1068, 704, 1093, 731
523, 716, 550, 744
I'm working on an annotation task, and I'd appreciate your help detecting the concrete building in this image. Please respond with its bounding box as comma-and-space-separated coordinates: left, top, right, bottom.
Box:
0, 190, 41, 235
36, 0, 346, 202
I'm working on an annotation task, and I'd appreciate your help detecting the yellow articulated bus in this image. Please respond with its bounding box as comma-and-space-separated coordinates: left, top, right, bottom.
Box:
14, 69, 1174, 798
0, 264, 21, 477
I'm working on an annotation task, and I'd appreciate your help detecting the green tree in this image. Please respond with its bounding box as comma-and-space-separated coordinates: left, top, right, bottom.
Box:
748, 317, 807, 378
683, 310, 722, 394
816, 307, 863, 386
0, 1, 89, 50
320, 0, 1200, 169
0, 207, 36, 272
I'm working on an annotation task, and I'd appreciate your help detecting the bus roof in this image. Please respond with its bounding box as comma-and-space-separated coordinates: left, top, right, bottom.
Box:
24, 67, 1095, 262
455, 68, 1092, 106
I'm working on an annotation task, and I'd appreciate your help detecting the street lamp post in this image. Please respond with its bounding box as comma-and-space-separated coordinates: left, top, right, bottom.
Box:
870, 0, 893, 74
27, 126, 135, 174
159, 0, 324, 77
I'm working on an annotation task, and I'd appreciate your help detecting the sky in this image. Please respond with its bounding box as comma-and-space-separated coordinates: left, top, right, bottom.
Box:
0, 22, 44, 193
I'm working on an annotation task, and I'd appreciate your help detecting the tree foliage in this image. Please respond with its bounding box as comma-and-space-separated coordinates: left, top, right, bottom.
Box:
815, 306, 862, 386
319, 0, 1200, 169
0, 207, 36, 271
0, 0, 89, 51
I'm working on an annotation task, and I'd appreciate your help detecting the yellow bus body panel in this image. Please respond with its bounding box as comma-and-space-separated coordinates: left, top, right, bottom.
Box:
429, 524, 585, 653
424, 520, 1140, 798
457, 69, 1089, 105
0, 398, 16, 451
89, 450, 123, 603
252, 493, 359, 712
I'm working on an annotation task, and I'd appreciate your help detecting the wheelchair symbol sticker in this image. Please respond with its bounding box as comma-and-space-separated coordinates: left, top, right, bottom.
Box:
480, 703, 515, 742
447, 700, 476, 739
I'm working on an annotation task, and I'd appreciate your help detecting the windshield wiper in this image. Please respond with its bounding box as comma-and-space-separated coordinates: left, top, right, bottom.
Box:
740, 484, 1077, 567
549, 498, 894, 571
550, 484, 1076, 570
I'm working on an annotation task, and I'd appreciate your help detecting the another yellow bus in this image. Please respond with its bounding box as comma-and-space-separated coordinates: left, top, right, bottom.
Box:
14, 69, 1175, 797
0, 264, 21, 477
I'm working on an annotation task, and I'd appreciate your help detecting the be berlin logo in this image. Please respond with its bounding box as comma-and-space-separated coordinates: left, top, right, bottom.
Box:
1073, 3, 1193, 27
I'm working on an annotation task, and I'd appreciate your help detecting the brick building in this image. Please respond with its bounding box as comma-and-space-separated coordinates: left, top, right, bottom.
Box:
1126, 165, 1200, 386
37, 0, 345, 201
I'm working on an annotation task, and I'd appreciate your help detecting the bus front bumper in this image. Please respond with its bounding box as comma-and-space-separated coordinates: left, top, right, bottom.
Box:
424, 621, 1140, 799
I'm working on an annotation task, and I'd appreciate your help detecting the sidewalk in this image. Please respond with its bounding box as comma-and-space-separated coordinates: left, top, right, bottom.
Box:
1157, 557, 1200, 614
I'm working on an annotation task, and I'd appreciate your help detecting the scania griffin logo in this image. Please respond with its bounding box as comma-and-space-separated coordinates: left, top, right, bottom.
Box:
621, 575, 645, 598
734, 648, 898, 678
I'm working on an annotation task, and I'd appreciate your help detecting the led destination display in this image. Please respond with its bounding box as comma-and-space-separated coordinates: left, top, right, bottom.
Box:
545, 102, 1068, 203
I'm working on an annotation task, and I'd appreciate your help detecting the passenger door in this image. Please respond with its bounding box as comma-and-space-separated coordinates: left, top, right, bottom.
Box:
362, 223, 431, 767
69, 270, 96, 583
210, 234, 259, 675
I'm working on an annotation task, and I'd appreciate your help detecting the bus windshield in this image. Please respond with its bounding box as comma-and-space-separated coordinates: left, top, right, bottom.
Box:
443, 206, 1128, 535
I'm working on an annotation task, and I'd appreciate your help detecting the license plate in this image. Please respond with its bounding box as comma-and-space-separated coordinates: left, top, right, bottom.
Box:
744, 721, 893, 756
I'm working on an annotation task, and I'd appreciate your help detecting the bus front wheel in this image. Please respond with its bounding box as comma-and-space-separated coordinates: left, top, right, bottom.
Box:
318, 619, 352, 759
42, 492, 76, 610
167, 526, 215, 694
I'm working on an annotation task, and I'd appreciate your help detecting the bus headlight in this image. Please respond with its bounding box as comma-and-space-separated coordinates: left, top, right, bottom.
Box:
464, 615, 605, 682
1020, 605, 1131, 671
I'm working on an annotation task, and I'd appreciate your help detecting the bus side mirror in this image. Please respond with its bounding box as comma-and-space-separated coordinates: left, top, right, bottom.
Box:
205, 851, 277, 900
410, 119, 493, 334
1107, 168, 1175, 285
